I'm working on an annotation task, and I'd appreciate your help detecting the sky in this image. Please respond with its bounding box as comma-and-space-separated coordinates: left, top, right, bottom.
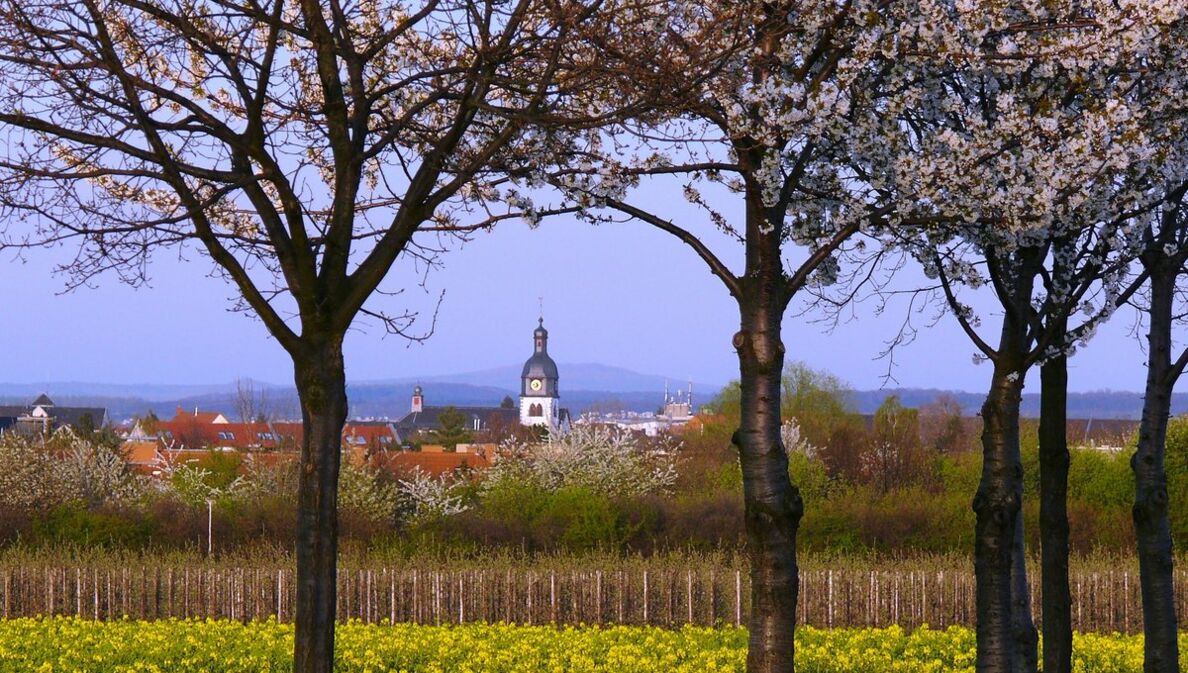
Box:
0, 207, 1162, 395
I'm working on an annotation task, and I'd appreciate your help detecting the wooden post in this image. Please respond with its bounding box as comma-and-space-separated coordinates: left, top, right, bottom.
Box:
434, 572, 441, 626
734, 570, 741, 627
617, 571, 624, 624
827, 570, 834, 628
595, 571, 602, 623
643, 571, 649, 624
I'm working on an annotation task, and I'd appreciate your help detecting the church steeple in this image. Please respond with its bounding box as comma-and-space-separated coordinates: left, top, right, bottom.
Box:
534, 318, 548, 354
520, 316, 560, 428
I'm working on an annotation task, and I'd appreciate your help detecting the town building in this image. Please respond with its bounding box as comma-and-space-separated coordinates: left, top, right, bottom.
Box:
519, 318, 571, 432
0, 394, 108, 436
576, 383, 695, 436
393, 385, 518, 439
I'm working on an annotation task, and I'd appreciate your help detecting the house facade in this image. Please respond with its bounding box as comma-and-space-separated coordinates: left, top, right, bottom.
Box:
0, 394, 108, 436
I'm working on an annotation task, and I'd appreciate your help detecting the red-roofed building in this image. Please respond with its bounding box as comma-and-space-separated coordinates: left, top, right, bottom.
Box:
125, 407, 498, 478
137, 408, 402, 454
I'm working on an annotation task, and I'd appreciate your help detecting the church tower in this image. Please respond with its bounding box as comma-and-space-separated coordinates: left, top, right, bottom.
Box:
520, 318, 561, 429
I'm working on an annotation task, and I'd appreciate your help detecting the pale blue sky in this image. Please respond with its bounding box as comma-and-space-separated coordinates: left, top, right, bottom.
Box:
0, 208, 1158, 394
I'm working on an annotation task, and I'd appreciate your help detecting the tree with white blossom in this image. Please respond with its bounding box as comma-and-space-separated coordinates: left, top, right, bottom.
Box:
525, 3, 903, 671
879, 3, 1187, 672
396, 467, 471, 520
1119, 24, 1188, 667
484, 425, 678, 497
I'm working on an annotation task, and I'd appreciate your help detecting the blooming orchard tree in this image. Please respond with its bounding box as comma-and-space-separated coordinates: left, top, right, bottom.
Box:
519, 3, 904, 671
879, 3, 1188, 672
1103, 18, 1188, 673
396, 467, 471, 520
0, 431, 142, 509
0, 1, 617, 671
485, 425, 678, 497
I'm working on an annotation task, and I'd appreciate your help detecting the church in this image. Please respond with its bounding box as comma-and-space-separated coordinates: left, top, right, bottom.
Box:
395, 318, 570, 438
518, 318, 570, 432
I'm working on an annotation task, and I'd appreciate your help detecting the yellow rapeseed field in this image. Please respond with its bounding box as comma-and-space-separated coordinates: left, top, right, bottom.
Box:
0, 617, 1182, 672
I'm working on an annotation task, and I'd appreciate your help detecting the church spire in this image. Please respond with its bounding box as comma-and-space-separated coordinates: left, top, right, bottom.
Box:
534, 317, 548, 354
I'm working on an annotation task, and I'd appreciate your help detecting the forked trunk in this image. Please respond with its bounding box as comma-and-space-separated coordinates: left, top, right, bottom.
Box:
1039, 343, 1072, 673
975, 361, 1035, 673
292, 336, 349, 673
1134, 270, 1180, 673
734, 299, 801, 673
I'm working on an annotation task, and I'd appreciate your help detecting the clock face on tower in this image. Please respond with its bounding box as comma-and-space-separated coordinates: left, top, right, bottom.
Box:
529, 378, 543, 392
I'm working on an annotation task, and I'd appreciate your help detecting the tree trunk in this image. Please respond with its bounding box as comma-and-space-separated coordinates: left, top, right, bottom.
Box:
734, 298, 800, 673
292, 336, 349, 673
1134, 270, 1180, 673
975, 359, 1035, 673
1039, 338, 1072, 673
1010, 511, 1037, 673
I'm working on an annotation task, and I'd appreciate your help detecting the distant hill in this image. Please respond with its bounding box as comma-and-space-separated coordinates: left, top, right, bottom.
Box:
377, 362, 719, 395
0, 374, 1176, 423
849, 388, 1175, 420
0, 364, 724, 422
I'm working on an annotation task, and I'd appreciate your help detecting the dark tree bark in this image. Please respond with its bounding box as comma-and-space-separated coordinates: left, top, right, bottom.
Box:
966, 247, 1040, 673
292, 336, 349, 673
975, 359, 1032, 673
734, 277, 800, 673
1009, 511, 1037, 673
1134, 267, 1181, 673
1038, 327, 1072, 673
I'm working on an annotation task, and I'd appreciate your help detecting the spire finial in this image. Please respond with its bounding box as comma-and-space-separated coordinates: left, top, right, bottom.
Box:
538, 296, 544, 325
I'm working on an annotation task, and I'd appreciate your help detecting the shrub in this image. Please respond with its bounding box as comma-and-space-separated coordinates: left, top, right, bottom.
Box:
30, 504, 152, 548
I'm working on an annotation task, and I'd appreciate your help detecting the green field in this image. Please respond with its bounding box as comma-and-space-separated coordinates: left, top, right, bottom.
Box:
0, 618, 1184, 673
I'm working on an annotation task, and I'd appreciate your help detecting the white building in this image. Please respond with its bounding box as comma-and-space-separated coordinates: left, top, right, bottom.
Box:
519, 318, 570, 432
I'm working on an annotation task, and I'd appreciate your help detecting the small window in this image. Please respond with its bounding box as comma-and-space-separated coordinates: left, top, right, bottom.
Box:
379, 436, 393, 445
529, 403, 543, 417
218, 431, 235, 441
356, 436, 366, 445
161, 431, 174, 440
257, 432, 274, 441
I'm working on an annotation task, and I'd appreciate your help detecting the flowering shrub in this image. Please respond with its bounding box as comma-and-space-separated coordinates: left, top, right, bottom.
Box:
485, 426, 678, 498
0, 618, 1177, 673
337, 461, 401, 524
395, 468, 471, 521
0, 431, 142, 509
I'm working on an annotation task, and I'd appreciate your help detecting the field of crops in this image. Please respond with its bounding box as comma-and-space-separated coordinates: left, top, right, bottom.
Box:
0, 617, 1184, 673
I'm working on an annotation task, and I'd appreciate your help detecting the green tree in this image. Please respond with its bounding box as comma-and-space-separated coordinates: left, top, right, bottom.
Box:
708, 362, 859, 449
868, 395, 923, 493
73, 413, 96, 440
431, 407, 472, 451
